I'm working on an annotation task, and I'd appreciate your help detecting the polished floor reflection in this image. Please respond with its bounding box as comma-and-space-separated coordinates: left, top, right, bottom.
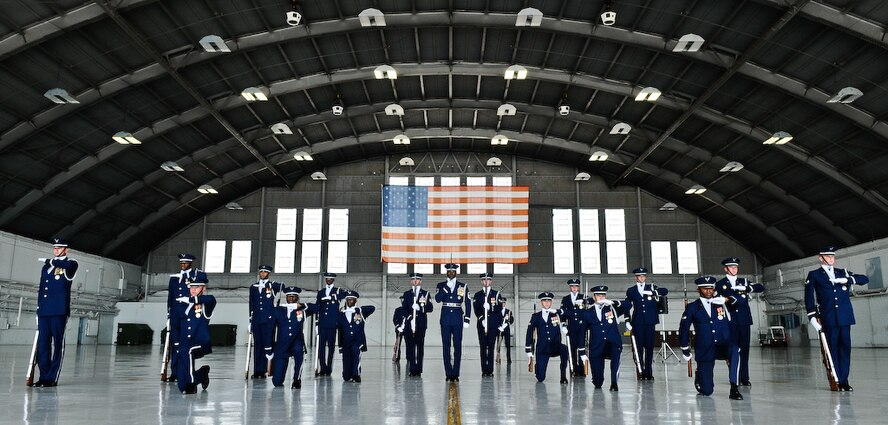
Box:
2, 344, 886, 424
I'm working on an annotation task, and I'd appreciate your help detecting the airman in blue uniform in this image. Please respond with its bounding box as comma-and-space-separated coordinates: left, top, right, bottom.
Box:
560, 278, 587, 377
584, 286, 630, 391
805, 246, 868, 392
165, 253, 207, 383
32, 237, 78, 387
498, 297, 515, 364
248, 264, 286, 379
434, 263, 471, 382
392, 295, 408, 363
172, 277, 216, 394
337, 291, 375, 383
525, 292, 569, 384
402, 272, 433, 376
316, 272, 347, 376
623, 267, 668, 381
679, 276, 743, 400
715, 257, 765, 386
472, 272, 502, 377
270, 287, 317, 388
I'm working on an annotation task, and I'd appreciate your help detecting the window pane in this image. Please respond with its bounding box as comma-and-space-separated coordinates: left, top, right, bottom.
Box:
274, 241, 296, 274
606, 242, 627, 274
204, 240, 226, 273
467, 263, 487, 274
578, 209, 599, 241
414, 264, 434, 274
302, 209, 323, 240
552, 209, 573, 241
300, 241, 322, 273
387, 262, 407, 274
650, 241, 672, 274
580, 241, 602, 274
327, 241, 348, 273
328, 209, 349, 240
676, 241, 699, 274
604, 209, 626, 241
276, 208, 298, 240
553, 241, 575, 274
466, 176, 486, 186
440, 176, 460, 186
493, 263, 514, 275
492, 176, 512, 187
389, 176, 409, 185
415, 176, 435, 186
230, 240, 252, 273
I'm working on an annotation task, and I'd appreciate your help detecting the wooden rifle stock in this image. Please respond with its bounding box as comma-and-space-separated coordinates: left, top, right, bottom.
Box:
818, 329, 840, 391
684, 298, 693, 378
160, 322, 171, 382
26, 329, 38, 386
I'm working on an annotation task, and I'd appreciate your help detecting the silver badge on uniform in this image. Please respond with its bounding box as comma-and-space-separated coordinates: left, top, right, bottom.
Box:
842, 286, 847, 291
54, 275, 60, 280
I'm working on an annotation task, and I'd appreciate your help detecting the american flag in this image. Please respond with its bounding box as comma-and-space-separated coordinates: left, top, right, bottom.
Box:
381, 185, 529, 264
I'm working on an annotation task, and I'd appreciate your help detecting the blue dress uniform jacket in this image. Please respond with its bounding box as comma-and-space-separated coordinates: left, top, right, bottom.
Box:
584, 302, 630, 387
270, 303, 318, 386
472, 288, 502, 375
560, 293, 588, 375
716, 277, 765, 383
805, 267, 868, 386
525, 310, 569, 382
402, 288, 434, 375
679, 298, 740, 396
500, 307, 515, 363
165, 268, 207, 380
337, 306, 376, 381
249, 280, 284, 376
316, 285, 349, 374
36, 257, 78, 384
623, 284, 667, 379
435, 280, 471, 378
172, 294, 217, 393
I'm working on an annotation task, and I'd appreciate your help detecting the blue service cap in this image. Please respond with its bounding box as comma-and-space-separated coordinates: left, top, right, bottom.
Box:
695, 276, 717, 288
409, 272, 423, 279
818, 246, 837, 256
345, 290, 359, 299
590, 285, 609, 294
283, 286, 301, 296
178, 253, 196, 263
566, 278, 581, 286
51, 237, 69, 248
323, 272, 337, 279
632, 267, 648, 275
444, 263, 459, 271
187, 280, 207, 287
721, 257, 740, 266
498, 296, 508, 303
258, 264, 273, 273
479, 272, 493, 279
537, 292, 554, 300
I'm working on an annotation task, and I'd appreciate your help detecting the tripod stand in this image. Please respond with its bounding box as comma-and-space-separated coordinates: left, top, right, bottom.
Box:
657, 315, 681, 363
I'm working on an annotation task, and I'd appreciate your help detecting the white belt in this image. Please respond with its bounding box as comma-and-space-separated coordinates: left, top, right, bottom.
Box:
443, 303, 462, 308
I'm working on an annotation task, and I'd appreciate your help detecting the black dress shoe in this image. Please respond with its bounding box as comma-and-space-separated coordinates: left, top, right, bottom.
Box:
841, 383, 853, 392
182, 385, 198, 395
594, 385, 602, 389
739, 380, 751, 386
610, 383, 619, 392
560, 377, 569, 384
166, 376, 178, 383
43, 381, 58, 387
354, 376, 361, 383
729, 384, 743, 400
200, 366, 210, 390
292, 380, 301, 389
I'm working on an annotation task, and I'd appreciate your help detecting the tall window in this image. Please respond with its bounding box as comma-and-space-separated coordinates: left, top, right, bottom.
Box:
387, 176, 410, 274
301, 209, 323, 273
230, 241, 252, 273
492, 176, 515, 275
676, 241, 699, 274
579, 209, 601, 274
552, 209, 574, 274
327, 209, 349, 273
604, 209, 627, 274
204, 240, 226, 273
274, 208, 298, 273
650, 241, 672, 274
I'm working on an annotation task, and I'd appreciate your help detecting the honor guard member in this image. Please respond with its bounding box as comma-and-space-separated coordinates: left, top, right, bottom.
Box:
525, 292, 569, 384
270, 287, 318, 388
316, 272, 347, 376
560, 278, 588, 377
165, 253, 207, 383
715, 257, 765, 386
498, 297, 515, 364
32, 237, 78, 387
434, 263, 472, 382
623, 267, 668, 381
584, 286, 629, 391
172, 277, 216, 394
472, 273, 502, 377
337, 291, 375, 382
402, 273, 434, 376
249, 264, 285, 379
679, 276, 743, 400
392, 295, 408, 363
805, 246, 868, 392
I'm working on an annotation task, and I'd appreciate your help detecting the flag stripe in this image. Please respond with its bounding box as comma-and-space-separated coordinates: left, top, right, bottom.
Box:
428, 209, 528, 216
382, 232, 528, 240
425, 220, 527, 228
383, 244, 528, 253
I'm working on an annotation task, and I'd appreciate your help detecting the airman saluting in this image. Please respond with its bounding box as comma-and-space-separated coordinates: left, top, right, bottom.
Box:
715, 257, 765, 386
623, 267, 668, 381
172, 277, 216, 394
337, 291, 375, 383
32, 237, 78, 388
164, 253, 207, 383
434, 263, 471, 382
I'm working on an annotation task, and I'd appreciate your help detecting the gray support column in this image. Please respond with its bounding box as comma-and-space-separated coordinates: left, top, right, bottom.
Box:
257, 187, 266, 264
637, 187, 645, 265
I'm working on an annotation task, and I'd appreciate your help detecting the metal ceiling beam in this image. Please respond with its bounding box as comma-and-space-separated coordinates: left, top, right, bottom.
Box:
612, 1, 810, 186
757, 0, 888, 47
102, 126, 804, 257
7, 10, 888, 156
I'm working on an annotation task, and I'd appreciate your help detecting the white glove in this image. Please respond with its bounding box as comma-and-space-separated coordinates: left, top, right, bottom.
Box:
38, 258, 48, 262
481, 320, 487, 329
175, 296, 189, 303
811, 318, 822, 332
597, 299, 614, 306
831, 277, 848, 284
642, 291, 653, 296
463, 322, 470, 329
498, 325, 506, 332
710, 296, 727, 305
625, 322, 633, 331
526, 352, 534, 359
682, 351, 692, 362
321, 296, 332, 301
483, 303, 491, 311
396, 326, 404, 333
580, 355, 589, 362
412, 303, 420, 311
560, 326, 568, 335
